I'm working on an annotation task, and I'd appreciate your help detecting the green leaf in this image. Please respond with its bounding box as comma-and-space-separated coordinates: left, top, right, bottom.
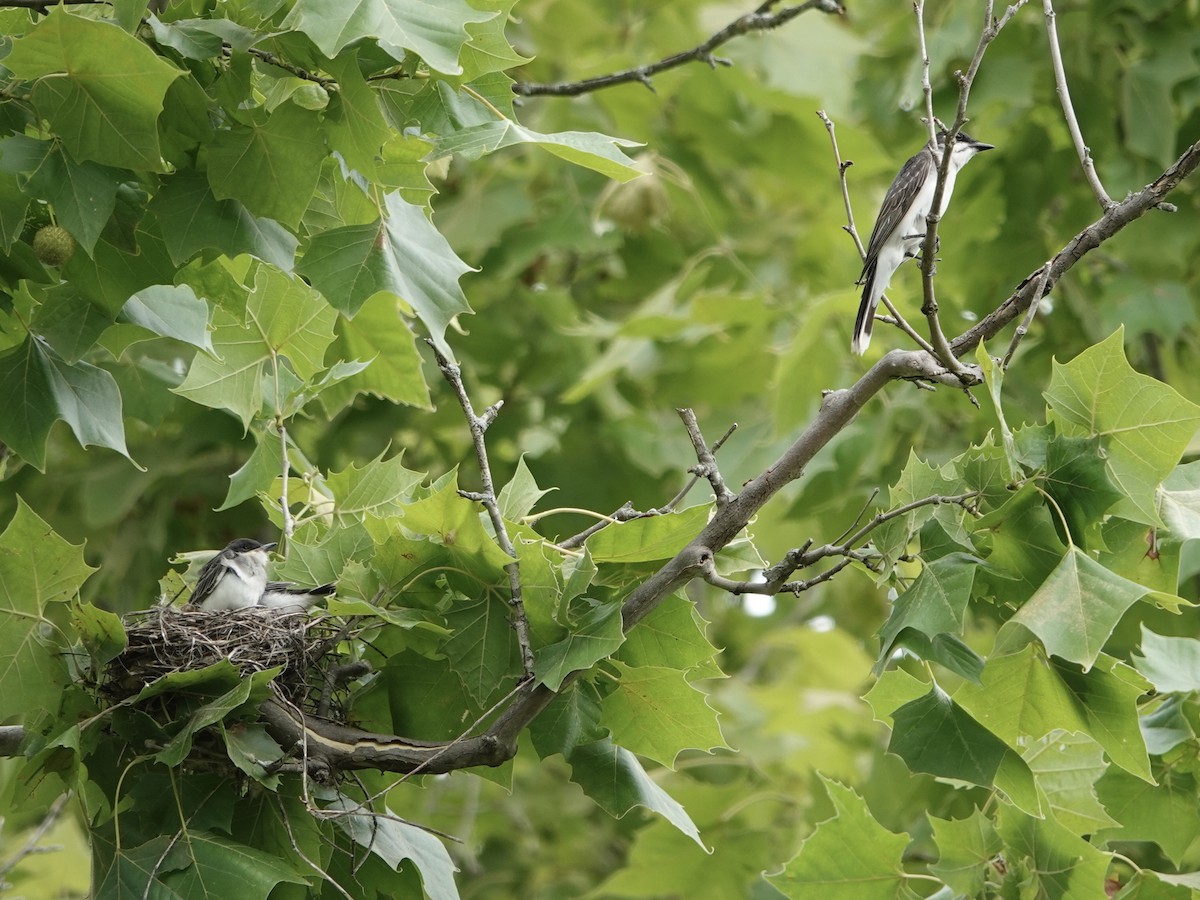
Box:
221, 723, 284, 787
0, 135, 121, 255
433, 121, 643, 182
975, 482, 1067, 602
888, 686, 1012, 787
528, 682, 605, 760
929, 810, 1002, 897
401, 476, 515, 575
456, 0, 530, 84
0, 499, 95, 721
217, 437, 278, 511
443, 596, 518, 704
161, 832, 307, 898
534, 600, 624, 691
322, 53, 393, 176
0, 335, 136, 470
207, 103, 326, 228
297, 191, 474, 359
318, 292, 432, 413
995, 805, 1112, 899
1132, 626, 1200, 693
601, 661, 727, 768
173, 264, 337, 425
1041, 433, 1124, 547
617, 592, 719, 673
954, 646, 1152, 782
72, 601, 126, 667
325, 792, 460, 900
121, 285, 213, 353
877, 553, 978, 659
585, 504, 710, 563
6, 11, 182, 171
31, 286, 111, 363
151, 171, 298, 269
497, 455, 554, 521
1159, 460, 1200, 540
768, 776, 911, 899
567, 737, 704, 848
325, 450, 425, 521
1007, 547, 1175, 670
1097, 768, 1200, 867
282, 0, 493, 75
1023, 730, 1119, 835
1044, 329, 1200, 524
157, 669, 276, 766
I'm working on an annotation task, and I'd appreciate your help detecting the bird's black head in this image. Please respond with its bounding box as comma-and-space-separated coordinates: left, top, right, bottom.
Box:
223, 538, 277, 554
938, 129, 995, 153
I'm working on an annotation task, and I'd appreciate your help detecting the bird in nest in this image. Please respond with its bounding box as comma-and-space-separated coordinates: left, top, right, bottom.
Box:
188, 538, 335, 613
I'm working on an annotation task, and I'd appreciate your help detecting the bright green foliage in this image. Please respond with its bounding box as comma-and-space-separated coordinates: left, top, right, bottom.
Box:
0, 0, 1199, 898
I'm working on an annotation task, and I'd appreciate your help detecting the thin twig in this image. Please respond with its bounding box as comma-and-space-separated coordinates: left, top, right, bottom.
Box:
816, 109, 936, 354
426, 341, 534, 678
555, 502, 648, 551
917, 1, 1028, 377
512, 0, 845, 97
0, 792, 71, 879
1042, 0, 1114, 210
677, 409, 736, 506
661, 421, 738, 512
1001, 262, 1052, 368
700, 491, 980, 596
914, 0, 939, 145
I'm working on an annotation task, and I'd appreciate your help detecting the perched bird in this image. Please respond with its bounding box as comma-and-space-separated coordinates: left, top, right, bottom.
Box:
853, 129, 994, 355
189, 538, 335, 612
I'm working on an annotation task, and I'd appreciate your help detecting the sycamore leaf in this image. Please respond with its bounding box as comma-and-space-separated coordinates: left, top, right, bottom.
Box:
442, 596, 518, 704
0, 499, 95, 722
1132, 626, 1200, 693
995, 806, 1112, 898
930, 810, 1002, 897
1007, 547, 1179, 670
283, 0, 492, 76
1022, 730, 1119, 835
585, 505, 710, 563
433, 120, 643, 182
1045, 329, 1200, 524
121, 285, 213, 353
6, 11, 182, 171
528, 682, 605, 760
497, 455, 554, 521
888, 686, 1011, 786
0, 335, 136, 470
878, 553, 977, 657
534, 601, 624, 691
207, 103, 326, 228
326, 792, 460, 900
768, 776, 911, 899
567, 738, 704, 849
151, 171, 298, 269
325, 451, 425, 521
601, 661, 727, 768
298, 192, 474, 359
402, 476, 515, 574
1096, 767, 1200, 867
955, 646, 1152, 782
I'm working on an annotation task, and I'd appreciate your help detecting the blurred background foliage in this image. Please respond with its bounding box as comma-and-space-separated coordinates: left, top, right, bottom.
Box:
2, 0, 1199, 896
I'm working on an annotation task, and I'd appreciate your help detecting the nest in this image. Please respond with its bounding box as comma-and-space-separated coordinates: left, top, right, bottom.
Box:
104, 605, 346, 707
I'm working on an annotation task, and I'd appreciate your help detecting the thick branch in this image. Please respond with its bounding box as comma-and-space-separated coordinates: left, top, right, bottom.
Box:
512, 0, 844, 97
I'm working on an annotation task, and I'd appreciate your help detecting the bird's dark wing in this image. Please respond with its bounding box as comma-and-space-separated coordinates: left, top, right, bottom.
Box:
264, 581, 336, 596
859, 145, 935, 279
189, 549, 233, 604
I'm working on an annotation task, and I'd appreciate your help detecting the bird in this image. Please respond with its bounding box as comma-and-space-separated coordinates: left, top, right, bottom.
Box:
852, 129, 994, 355
188, 538, 334, 612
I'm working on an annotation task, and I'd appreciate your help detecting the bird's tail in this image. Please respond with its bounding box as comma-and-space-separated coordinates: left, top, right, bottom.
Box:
852, 258, 880, 355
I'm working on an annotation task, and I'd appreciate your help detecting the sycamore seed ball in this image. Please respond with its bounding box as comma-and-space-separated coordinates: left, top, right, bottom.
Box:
33, 225, 76, 266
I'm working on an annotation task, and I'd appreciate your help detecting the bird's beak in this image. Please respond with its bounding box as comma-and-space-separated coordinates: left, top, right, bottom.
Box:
974, 142, 996, 152
262, 542, 278, 552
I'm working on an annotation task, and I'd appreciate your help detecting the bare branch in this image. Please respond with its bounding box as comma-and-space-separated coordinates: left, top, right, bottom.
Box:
662, 421, 738, 512
1001, 262, 1053, 369
426, 342, 534, 679
0, 792, 71, 879
512, 0, 845, 98
1043, 0, 1115, 209
700, 492, 979, 595
677, 409, 736, 506
918, 1, 1028, 376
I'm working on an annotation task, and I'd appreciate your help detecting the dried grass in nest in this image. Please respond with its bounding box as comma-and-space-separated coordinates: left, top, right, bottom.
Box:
104, 605, 344, 707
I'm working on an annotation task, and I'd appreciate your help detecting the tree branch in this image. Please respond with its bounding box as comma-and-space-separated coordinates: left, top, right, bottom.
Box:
1042, 0, 1115, 209
511, 0, 845, 98
677, 409, 736, 506
427, 342, 535, 679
